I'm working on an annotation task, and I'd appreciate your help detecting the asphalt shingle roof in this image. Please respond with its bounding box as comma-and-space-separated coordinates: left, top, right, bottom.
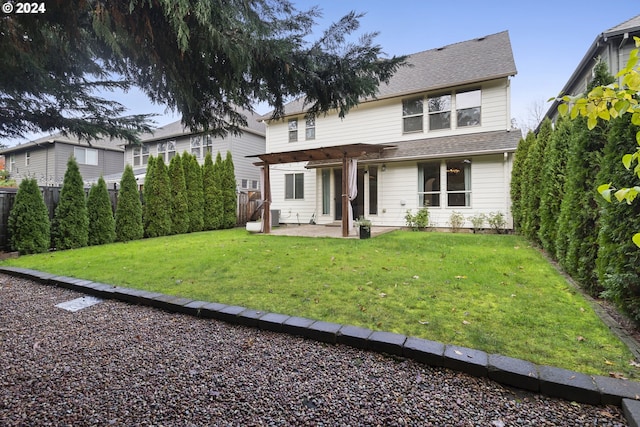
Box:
306, 130, 521, 167
274, 31, 517, 118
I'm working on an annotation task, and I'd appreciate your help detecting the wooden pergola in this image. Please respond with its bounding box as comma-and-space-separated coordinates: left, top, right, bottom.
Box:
249, 143, 394, 237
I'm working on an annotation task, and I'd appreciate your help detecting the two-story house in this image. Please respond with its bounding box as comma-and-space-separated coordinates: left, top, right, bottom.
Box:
0, 133, 124, 186
543, 14, 640, 125
253, 31, 520, 234
119, 107, 265, 191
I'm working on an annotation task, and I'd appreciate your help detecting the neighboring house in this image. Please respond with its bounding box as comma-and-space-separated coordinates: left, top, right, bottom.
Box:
254, 31, 520, 232
0, 134, 124, 186
544, 14, 640, 124
118, 107, 265, 191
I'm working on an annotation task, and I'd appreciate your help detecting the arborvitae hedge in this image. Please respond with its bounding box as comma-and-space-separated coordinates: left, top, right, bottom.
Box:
538, 116, 571, 258
115, 164, 144, 242
596, 116, 640, 321
520, 119, 551, 243
87, 176, 116, 246
8, 178, 50, 254
202, 152, 218, 231
52, 156, 89, 250
168, 153, 189, 235
142, 155, 157, 235
212, 152, 225, 229
510, 131, 534, 231
144, 156, 172, 238
184, 153, 204, 232
222, 151, 237, 229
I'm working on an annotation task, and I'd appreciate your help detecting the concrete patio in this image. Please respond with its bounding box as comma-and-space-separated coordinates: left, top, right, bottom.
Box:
266, 224, 400, 238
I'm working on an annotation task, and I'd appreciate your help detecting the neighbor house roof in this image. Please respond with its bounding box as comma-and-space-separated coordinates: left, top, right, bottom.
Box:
305, 130, 521, 168
542, 14, 640, 125
139, 106, 266, 144
264, 31, 517, 119
0, 133, 125, 155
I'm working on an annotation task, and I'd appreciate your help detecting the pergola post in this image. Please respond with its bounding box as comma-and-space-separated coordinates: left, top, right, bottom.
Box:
341, 156, 349, 237
263, 163, 271, 234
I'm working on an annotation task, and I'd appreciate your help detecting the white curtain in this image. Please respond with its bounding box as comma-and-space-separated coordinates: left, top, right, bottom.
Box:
347, 158, 358, 233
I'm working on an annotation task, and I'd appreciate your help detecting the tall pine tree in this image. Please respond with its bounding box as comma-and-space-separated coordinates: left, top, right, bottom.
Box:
202, 152, 217, 231
52, 156, 88, 250
87, 176, 116, 245
8, 178, 50, 254
211, 152, 225, 230
115, 164, 144, 242
142, 155, 157, 234
168, 153, 189, 235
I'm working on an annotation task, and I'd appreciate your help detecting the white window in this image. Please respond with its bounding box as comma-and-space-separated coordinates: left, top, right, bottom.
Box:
446, 159, 471, 207
402, 97, 423, 133
158, 140, 176, 162
428, 94, 451, 131
285, 173, 304, 199
305, 116, 315, 140
9, 154, 15, 172
418, 162, 441, 207
456, 89, 481, 127
418, 159, 471, 208
25, 151, 31, 166
74, 147, 98, 165
288, 119, 298, 142
190, 136, 202, 158
133, 145, 149, 167
241, 179, 248, 189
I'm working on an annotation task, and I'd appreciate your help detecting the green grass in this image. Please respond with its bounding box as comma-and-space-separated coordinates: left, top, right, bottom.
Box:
3, 228, 637, 378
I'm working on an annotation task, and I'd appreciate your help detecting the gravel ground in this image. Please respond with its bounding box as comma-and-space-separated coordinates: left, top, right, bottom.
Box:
0, 274, 628, 426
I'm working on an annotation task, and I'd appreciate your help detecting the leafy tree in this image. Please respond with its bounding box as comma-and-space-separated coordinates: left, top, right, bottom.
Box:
2, 1, 404, 142
222, 151, 238, 228
168, 153, 189, 235
52, 156, 89, 250
115, 164, 144, 242
8, 178, 50, 254
87, 176, 116, 245
202, 152, 218, 231
510, 131, 534, 231
538, 116, 571, 258
144, 157, 172, 238
597, 115, 640, 321
520, 119, 552, 243
184, 153, 204, 232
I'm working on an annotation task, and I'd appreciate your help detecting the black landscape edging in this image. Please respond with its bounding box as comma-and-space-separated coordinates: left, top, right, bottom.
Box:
2, 265, 640, 425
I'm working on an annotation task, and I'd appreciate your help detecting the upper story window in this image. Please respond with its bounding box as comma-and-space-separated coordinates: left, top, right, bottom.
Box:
133, 145, 149, 167
456, 89, 481, 127
305, 116, 315, 140
74, 147, 98, 165
402, 97, 423, 133
158, 140, 176, 163
25, 151, 31, 166
428, 94, 451, 131
288, 119, 298, 142
190, 136, 202, 158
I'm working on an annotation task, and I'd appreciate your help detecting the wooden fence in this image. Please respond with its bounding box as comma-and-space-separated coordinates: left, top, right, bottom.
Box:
0, 187, 261, 251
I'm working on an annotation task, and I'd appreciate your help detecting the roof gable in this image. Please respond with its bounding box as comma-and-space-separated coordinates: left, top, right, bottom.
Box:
274, 31, 516, 118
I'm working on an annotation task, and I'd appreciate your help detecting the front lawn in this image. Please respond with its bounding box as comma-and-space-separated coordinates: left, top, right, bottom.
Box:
3, 228, 636, 378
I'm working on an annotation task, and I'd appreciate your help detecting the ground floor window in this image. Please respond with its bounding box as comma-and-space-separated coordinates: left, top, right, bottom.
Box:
418, 159, 471, 207
321, 169, 330, 214
285, 173, 304, 199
